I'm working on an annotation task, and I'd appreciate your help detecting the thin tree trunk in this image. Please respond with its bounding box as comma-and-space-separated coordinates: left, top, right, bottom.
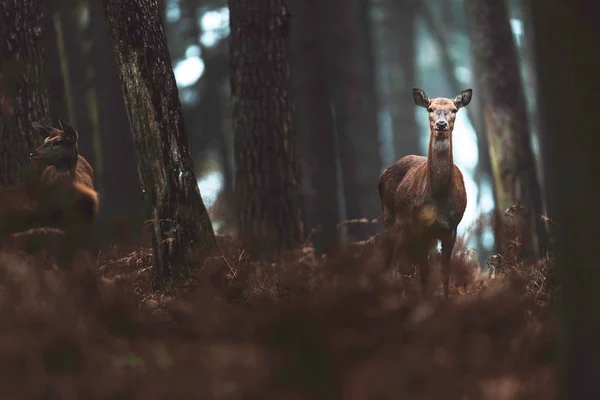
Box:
531, 1, 600, 398
229, 0, 305, 259
467, 0, 547, 259
43, 7, 69, 125
510, 0, 544, 205
199, 47, 236, 229
322, 0, 382, 241
0, 0, 50, 187
387, 0, 421, 161
88, 0, 145, 245
217, 76, 236, 233
52, 2, 96, 173
290, 0, 340, 252
102, 0, 216, 285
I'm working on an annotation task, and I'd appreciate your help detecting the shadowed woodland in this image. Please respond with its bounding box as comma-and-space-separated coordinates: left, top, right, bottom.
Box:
0, 0, 598, 398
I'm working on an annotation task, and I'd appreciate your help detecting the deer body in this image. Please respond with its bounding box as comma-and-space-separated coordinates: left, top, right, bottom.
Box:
0, 119, 99, 266
379, 88, 472, 299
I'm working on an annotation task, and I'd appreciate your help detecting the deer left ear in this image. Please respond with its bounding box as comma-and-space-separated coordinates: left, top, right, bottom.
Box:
413, 88, 431, 108
454, 88, 473, 109
57, 119, 78, 143
31, 121, 56, 139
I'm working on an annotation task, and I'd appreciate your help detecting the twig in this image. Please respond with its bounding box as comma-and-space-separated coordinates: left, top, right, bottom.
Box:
336, 218, 378, 229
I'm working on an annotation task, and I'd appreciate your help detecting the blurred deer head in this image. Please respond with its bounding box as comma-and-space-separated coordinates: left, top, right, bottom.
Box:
30, 119, 80, 172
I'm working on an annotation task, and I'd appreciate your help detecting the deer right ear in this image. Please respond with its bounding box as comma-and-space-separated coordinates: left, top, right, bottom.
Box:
31, 122, 55, 139
58, 119, 79, 143
413, 88, 430, 108
454, 88, 473, 109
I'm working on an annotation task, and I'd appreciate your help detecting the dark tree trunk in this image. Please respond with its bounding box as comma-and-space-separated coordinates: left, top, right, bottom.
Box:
531, 1, 600, 398
321, 0, 382, 241
467, 0, 547, 259
201, 49, 236, 229
228, 0, 305, 259
51, 2, 96, 173
387, 0, 421, 161
102, 0, 216, 285
42, 7, 69, 125
0, 0, 50, 187
290, 0, 340, 252
88, 0, 145, 245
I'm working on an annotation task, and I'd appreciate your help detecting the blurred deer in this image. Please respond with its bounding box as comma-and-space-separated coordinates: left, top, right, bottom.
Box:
378, 88, 472, 299
30, 119, 95, 190
0, 119, 99, 266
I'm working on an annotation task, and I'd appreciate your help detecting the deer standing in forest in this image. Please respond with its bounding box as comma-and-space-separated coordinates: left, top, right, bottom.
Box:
378, 88, 472, 299
0, 119, 99, 266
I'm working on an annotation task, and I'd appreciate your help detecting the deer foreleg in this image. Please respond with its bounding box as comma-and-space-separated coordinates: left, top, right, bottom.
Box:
441, 229, 457, 299
407, 240, 431, 298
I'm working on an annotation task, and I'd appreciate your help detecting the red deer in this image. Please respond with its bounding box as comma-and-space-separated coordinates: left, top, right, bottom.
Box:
0, 120, 99, 266
378, 88, 472, 299
30, 119, 95, 190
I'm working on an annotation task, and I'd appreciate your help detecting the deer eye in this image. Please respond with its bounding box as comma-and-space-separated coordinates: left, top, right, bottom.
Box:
427, 108, 433, 113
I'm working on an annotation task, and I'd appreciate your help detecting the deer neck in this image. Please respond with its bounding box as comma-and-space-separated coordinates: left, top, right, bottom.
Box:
426, 131, 454, 197
56, 153, 78, 178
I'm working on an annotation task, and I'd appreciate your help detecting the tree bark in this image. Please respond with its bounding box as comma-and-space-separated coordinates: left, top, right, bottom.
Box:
467, 0, 547, 259
0, 0, 50, 187
102, 0, 216, 285
228, 0, 305, 259
290, 0, 340, 252
87, 0, 146, 246
321, 0, 383, 241
531, 1, 600, 398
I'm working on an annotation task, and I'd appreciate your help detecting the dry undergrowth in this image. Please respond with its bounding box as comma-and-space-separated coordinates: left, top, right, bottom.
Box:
0, 216, 557, 399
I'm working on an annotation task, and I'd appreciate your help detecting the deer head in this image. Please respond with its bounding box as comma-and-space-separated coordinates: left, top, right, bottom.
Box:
413, 88, 472, 139
30, 119, 80, 172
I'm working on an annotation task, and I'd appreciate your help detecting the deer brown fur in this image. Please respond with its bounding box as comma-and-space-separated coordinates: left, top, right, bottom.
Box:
0, 119, 99, 266
378, 88, 472, 299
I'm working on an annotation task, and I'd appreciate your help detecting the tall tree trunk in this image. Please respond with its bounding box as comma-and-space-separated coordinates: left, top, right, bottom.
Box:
201, 49, 236, 229
51, 2, 96, 174
509, 0, 544, 203
467, 0, 546, 259
0, 0, 50, 187
531, 1, 600, 398
102, 0, 216, 285
43, 7, 69, 125
385, 0, 421, 161
88, 0, 145, 245
290, 0, 340, 252
229, 0, 305, 259
321, 0, 382, 241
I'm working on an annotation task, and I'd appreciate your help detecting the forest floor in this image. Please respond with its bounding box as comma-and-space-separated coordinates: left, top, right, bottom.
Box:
0, 226, 557, 399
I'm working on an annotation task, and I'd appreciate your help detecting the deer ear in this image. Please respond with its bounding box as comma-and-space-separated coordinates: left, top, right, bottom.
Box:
454, 88, 473, 109
31, 121, 55, 139
57, 119, 78, 143
413, 88, 430, 108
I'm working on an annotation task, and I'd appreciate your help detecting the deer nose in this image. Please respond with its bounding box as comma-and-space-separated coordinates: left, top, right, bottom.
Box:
435, 121, 448, 130
28, 152, 35, 159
